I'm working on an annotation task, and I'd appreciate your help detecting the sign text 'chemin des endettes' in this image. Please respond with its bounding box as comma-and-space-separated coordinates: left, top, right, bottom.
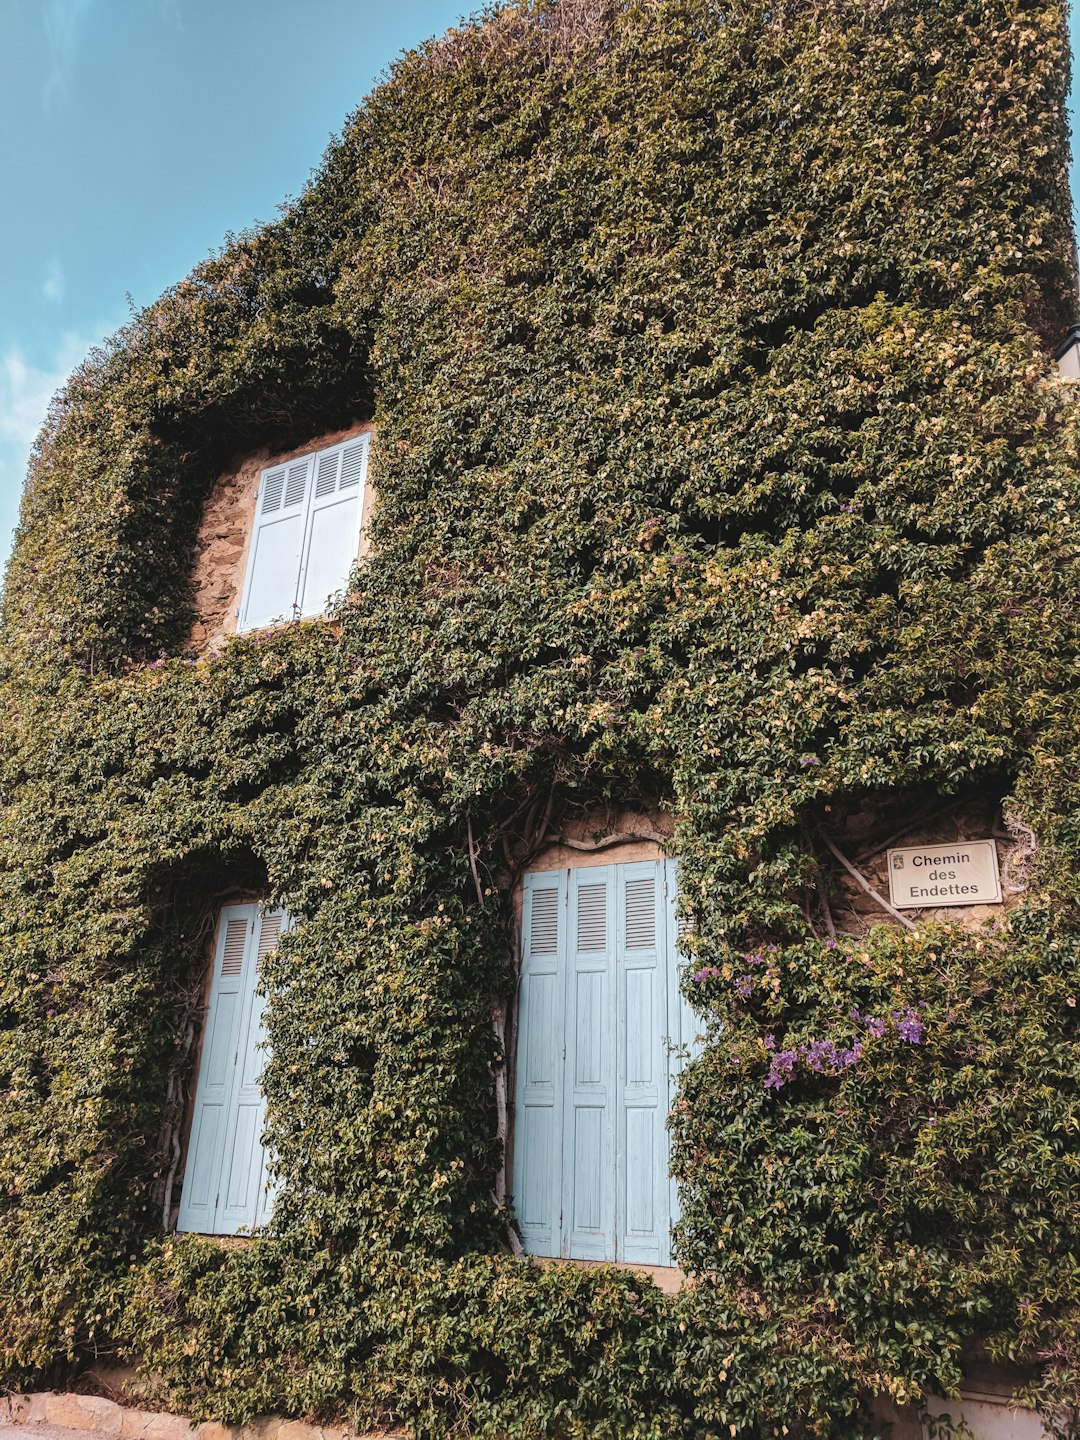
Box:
887, 840, 1002, 910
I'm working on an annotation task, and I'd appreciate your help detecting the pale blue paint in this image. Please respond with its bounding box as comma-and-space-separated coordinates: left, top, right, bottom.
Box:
514, 858, 695, 1266
178, 903, 285, 1236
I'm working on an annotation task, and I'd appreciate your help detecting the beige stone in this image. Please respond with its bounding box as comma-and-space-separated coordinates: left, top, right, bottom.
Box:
196, 1422, 233, 1440
6, 1392, 48, 1425
45, 1393, 124, 1436
120, 1407, 197, 1440
275, 1423, 319, 1440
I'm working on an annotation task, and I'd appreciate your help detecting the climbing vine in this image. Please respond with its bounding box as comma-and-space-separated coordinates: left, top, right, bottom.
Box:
0, 1, 1078, 1436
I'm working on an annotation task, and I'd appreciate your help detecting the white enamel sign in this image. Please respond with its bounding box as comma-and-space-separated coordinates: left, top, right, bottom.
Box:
887, 840, 1001, 909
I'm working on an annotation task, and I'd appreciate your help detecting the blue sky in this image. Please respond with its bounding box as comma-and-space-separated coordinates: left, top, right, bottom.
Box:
0, 1, 1078, 575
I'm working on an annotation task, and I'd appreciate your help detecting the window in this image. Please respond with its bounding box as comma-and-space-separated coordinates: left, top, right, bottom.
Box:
177, 903, 287, 1235
238, 433, 370, 632
513, 858, 698, 1266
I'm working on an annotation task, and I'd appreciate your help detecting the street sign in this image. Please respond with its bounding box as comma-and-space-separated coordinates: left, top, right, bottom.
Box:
887, 840, 1001, 909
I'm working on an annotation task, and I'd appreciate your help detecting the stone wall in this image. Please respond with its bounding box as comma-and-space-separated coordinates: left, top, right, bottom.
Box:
818, 792, 1033, 937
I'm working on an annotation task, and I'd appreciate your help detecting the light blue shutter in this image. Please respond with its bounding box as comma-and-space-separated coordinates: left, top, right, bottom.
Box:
177, 909, 251, 1233
296, 436, 368, 617
239, 458, 311, 631
515, 859, 688, 1267
513, 872, 565, 1256
216, 909, 281, 1233
616, 862, 670, 1265
178, 904, 285, 1235
563, 868, 617, 1260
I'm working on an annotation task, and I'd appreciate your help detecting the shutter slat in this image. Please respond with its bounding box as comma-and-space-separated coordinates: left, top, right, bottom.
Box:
256, 911, 283, 959
261, 468, 286, 514
314, 450, 340, 498
576, 882, 607, 951
529, 887, 559, 954
624, 877, 656, 949
339, 440, 366, 490
283, 460, 308, 508
220, 918, 248, 976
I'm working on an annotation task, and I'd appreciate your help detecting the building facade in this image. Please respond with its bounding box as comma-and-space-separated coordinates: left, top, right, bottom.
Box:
1, 2, 1078, 1437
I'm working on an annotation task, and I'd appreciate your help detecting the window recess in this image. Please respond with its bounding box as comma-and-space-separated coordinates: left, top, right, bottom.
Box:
238, 433, 370, 632
177, 902, 288, 1236
513, 858, 699, 1266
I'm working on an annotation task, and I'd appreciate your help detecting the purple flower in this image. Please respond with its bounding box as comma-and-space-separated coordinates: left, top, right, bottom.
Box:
799, 755, 820, 767
864, 1016, 886, 1039
835, 1042, 863, 1068
735, 974, 753, 998
693, 966, 723, 984
826, 938, 838, 950
765, 1049, 799, 1089
896, 1009, 925, 1044
804, 1038, 839, 1072
763, 1034, 776, 1050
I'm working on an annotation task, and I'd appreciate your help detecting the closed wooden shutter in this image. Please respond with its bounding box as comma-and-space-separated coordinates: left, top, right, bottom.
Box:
513, 858, 687, 1265
177, 910, 250, 1233
616, 862, 669, 1265
239, 459, 311, 631
513, 872, 565, 1256
563, 868, 617, 1259
178, 904, 287, 1235
296, 435, 369, 618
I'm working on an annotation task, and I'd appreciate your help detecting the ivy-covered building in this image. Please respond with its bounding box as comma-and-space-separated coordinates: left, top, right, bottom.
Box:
1, 1, 1078, 1437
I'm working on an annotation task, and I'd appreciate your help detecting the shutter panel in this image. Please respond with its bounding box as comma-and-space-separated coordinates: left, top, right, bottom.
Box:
513, 873, 565, 1256
240, 458, 311, 631
216, 908, 283, 1234
296, 436, 368, 618
178, 906, 255, 1234
563, 868, 616, 1260
616, 863, 669, 1265
179, 904, 287, 1236
515, 858, 686, 1268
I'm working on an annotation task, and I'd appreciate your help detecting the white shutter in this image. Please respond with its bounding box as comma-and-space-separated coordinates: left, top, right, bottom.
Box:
616, 862, 669, 1266
239, 459, 311, 631
513, 873, 566, 1256
296, 435, 368, 618
178, 904, 288, 1235
177, 911, 250, 1234
563, 869, 617, 1260
514, 858, 685, 1268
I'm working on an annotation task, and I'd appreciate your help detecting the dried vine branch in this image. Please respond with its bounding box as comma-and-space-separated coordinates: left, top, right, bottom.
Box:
819, 831, 918, 932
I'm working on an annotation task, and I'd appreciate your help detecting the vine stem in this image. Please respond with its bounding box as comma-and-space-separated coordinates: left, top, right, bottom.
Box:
819, 830, 917, 932
467, 812, 484, 906
540, 828, 667, 852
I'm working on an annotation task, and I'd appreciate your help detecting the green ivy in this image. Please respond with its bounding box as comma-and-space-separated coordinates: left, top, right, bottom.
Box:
0, 0, 1077, 1436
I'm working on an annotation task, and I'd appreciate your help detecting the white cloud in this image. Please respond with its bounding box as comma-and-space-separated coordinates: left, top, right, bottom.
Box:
42, 0, 95, 108
157, 0, 183, 29
0, 330, 109, 530
42, 259, 65, 305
